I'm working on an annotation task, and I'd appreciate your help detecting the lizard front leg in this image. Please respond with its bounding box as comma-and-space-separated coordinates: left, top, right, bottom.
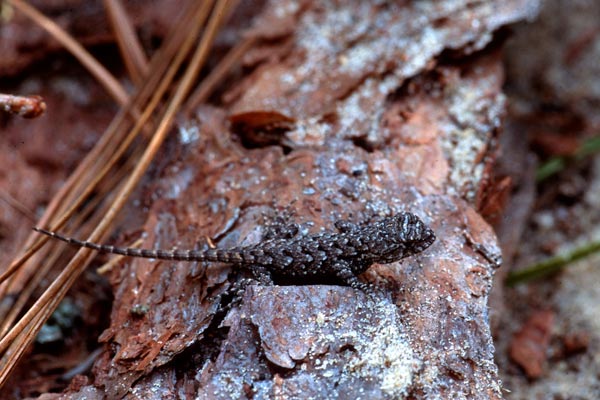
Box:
332, 261, 373, 293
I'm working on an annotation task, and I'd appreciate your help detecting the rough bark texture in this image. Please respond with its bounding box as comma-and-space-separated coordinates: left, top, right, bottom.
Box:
1, 0, 541, 399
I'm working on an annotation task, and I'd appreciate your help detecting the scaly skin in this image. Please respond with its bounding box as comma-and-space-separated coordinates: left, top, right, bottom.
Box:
34, 212, 435, 291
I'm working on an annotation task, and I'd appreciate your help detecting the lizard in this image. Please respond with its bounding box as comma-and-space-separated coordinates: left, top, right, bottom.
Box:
34, 212, 435, 292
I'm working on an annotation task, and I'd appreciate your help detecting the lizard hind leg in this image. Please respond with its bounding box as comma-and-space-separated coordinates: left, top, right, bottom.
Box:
263, 221, 300, 240
249, 265, 275, 286
215, 265, 274, 313
261, 209, 304, 240
214, 277, 255, 314
334, 220, 358, 233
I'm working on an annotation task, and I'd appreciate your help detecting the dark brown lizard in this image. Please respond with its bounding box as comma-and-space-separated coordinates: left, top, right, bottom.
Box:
34, 212, 435, 291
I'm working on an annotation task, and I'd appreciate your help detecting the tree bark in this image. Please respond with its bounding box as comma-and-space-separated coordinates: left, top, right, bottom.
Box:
13, 0, 540, 398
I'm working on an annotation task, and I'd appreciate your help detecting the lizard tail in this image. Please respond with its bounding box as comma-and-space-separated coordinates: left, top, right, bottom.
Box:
33, 227, 209, 262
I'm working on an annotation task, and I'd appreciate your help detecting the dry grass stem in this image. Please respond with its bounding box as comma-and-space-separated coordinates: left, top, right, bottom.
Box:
103, 0, 149, 85
0, 0, 234, 388
186, 35, 256, 114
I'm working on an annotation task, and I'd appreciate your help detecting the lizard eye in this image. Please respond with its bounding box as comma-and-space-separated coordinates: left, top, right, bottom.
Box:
407, 221, 423, 241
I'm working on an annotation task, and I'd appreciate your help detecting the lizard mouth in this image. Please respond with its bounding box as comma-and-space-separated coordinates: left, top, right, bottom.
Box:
412, 227, 436, 253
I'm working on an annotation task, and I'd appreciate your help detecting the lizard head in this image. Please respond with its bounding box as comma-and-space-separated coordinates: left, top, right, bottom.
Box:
400, 212, 435, 254
375, 212, 436, 263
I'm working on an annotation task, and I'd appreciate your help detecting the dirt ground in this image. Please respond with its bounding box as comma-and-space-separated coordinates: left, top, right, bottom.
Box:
495, 0, 600, 398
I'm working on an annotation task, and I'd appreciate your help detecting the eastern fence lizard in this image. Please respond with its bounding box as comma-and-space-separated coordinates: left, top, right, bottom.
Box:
34, 212, 435, 291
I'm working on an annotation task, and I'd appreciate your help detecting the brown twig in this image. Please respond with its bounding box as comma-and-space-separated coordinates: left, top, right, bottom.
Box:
0, 93, 46, 118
